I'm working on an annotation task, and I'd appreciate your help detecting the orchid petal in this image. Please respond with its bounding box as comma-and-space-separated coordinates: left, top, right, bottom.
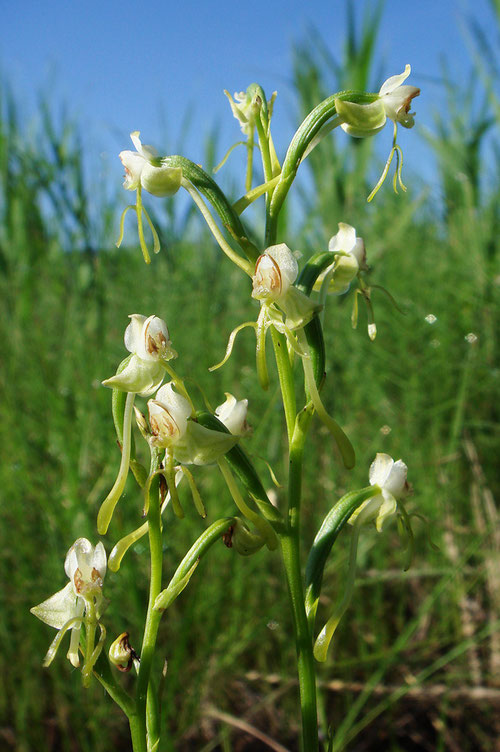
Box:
379, 64, 412, 96
30, 582, 79, 629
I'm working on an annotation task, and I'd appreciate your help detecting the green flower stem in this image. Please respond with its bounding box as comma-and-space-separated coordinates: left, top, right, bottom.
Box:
254, 101, 278, 236
255, 113, 274, 185
92, 653, 144, 751
146, 675, 161, 751
129, 716, 148, 752
232, 175, 281, 215
279, 404, 318, 752
135, 184, 151, 264
97, 391, 136, 535
135, 450, 164, 747
217, 458, 278, 551
269, 313, 318, 748
164, 155, 260, 263
245, 131, 254, 193
82, 600, 97, 688
180, 177, 254, 276
265, 90, 376, 245
269, 326, 296, 443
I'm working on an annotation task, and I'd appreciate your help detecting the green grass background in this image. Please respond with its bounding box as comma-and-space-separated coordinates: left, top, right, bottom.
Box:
0, 11, 499, 752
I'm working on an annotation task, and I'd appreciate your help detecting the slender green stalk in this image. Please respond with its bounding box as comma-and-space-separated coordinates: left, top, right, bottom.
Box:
180, 177, 253, 276
245, 131, 254, 192
97, 391, 136, 535
269, 326, 296, 442
164, 155, 260, 262
279, 405, 318, 752
92, 653, 145, 751
255, 113, 274, 185
146, 675, 161, 750
269, 314, 319, 748
233, 175, 281, 215
129, 716, 148, 752
135, 184, 151, 264
265, 90, 374, 243
135, 450, 164, 748
82, 600, 97, 688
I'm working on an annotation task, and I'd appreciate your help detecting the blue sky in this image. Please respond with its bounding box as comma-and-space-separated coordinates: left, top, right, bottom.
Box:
2, 0, 498, 197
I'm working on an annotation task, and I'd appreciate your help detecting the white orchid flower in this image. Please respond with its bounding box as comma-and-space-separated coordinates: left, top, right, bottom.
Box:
252, 244, 298, 303
119, 131, 182, 197
124, 314, 177, 363
31, 538, 107, 670
148, 383, 239, 465
315, 223, 366, 296
336, 65, 419, 138
117, 131, 182, 264
252, 244, 318, 328
349, 453, 408, 531
215, 393, 250, 436
148, 382, 192, 449
145, 382, 239, 522
328, 223, 366, 263
102, 314, 175, 396
379, 65, 420, 129
98, 315, 178, 535
213, 243, 320, 395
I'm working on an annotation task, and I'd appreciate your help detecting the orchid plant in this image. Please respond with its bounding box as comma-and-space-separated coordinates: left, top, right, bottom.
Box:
32, 67, 420, 751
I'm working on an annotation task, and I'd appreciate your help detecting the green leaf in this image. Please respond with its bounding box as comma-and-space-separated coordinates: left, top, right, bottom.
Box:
153, 518, 237, 612
305, 487, 378, 624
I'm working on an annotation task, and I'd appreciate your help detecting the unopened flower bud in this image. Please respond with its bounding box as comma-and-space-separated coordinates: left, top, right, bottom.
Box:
215, 393, 251, 436
231, 518, 265, 556
134, 406, 150, 439
109, 632, 136, 672
224, 86, 276, 137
